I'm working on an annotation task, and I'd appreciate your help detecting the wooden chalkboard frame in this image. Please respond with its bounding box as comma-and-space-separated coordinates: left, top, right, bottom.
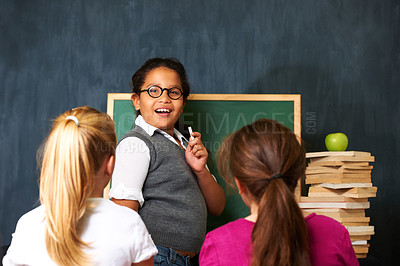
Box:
104, 93, 302, 203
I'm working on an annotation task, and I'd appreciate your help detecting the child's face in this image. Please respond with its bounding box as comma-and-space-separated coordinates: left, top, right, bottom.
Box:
132, 67, 185, 134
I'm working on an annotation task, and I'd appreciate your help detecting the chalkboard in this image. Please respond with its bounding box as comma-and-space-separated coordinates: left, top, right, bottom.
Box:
105, 93, 301, 231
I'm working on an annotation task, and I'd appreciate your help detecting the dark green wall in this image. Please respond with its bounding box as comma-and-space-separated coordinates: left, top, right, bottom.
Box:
1, 0, 398, 264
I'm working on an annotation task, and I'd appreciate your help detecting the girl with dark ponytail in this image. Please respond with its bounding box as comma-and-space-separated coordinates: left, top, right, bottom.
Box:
199, 119, 358, 266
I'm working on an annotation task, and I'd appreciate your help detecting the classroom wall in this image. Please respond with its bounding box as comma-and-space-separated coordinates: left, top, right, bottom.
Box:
1, 0, 398, 264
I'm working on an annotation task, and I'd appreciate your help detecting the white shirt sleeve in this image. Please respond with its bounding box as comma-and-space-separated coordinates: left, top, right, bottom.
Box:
109, 137, 150, 207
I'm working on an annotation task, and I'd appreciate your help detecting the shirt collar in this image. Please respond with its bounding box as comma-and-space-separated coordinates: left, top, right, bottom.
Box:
134, 115, 189, 148
135, 115, 159, 136
174, 129, 189, 148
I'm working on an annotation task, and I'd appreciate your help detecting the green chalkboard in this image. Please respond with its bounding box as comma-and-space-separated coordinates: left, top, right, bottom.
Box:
106, 93, 301, 231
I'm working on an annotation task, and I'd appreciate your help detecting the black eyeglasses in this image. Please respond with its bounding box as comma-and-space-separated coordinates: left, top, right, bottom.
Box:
139, 85, 183, 100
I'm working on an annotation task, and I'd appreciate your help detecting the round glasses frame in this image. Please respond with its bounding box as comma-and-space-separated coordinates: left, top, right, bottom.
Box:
139, 85, 183, 100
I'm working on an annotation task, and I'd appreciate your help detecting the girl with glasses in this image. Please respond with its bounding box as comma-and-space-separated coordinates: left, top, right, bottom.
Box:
109, 58, 225, 266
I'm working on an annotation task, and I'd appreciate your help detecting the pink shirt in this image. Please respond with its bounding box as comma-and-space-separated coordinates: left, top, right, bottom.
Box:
199, 213, 359, 266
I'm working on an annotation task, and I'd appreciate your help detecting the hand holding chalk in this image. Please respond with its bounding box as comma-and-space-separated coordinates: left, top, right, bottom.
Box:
188, 127, 195, 140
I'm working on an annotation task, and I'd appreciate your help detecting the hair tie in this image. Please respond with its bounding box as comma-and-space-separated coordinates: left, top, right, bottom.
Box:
269, 174, 284, 180
66, 115, 79, 126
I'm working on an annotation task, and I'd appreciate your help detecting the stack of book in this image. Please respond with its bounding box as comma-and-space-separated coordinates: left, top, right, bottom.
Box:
299, 151, 376, 258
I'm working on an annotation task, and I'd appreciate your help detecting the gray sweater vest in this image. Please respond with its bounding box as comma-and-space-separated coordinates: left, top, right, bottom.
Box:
119, 125, 207, 253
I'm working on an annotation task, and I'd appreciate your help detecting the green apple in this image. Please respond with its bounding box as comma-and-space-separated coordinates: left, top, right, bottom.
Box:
325, 133, 348, 151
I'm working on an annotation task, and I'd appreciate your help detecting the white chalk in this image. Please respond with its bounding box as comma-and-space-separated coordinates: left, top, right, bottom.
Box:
188, 126, 194, 140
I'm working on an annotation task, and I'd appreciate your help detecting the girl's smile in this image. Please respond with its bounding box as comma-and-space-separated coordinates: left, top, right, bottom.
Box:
132, 67, 185, 136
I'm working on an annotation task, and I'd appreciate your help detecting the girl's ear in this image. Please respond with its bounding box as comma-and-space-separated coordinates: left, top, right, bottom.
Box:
235, 178, 252, 208
105, 155, 115, 177
234, 178, 247, 195
131, 93, 140, 111
181, 100, 186, 113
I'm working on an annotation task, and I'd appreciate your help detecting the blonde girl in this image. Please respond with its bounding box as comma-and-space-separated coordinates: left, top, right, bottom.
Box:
3, 106, 157, 266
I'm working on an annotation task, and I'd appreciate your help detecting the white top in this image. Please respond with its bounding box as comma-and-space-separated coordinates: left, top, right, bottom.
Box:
3, 198, 158, 266
109, 115, 193, 206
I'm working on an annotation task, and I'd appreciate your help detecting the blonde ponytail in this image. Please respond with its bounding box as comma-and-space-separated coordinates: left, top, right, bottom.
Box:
39, 106, 116, 266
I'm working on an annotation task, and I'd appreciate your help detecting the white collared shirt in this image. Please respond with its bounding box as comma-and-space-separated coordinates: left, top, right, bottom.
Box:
109, 115, 191, 206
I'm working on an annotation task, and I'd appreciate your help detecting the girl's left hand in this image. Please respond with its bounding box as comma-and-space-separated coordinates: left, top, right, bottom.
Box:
185, 131, 208, 173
